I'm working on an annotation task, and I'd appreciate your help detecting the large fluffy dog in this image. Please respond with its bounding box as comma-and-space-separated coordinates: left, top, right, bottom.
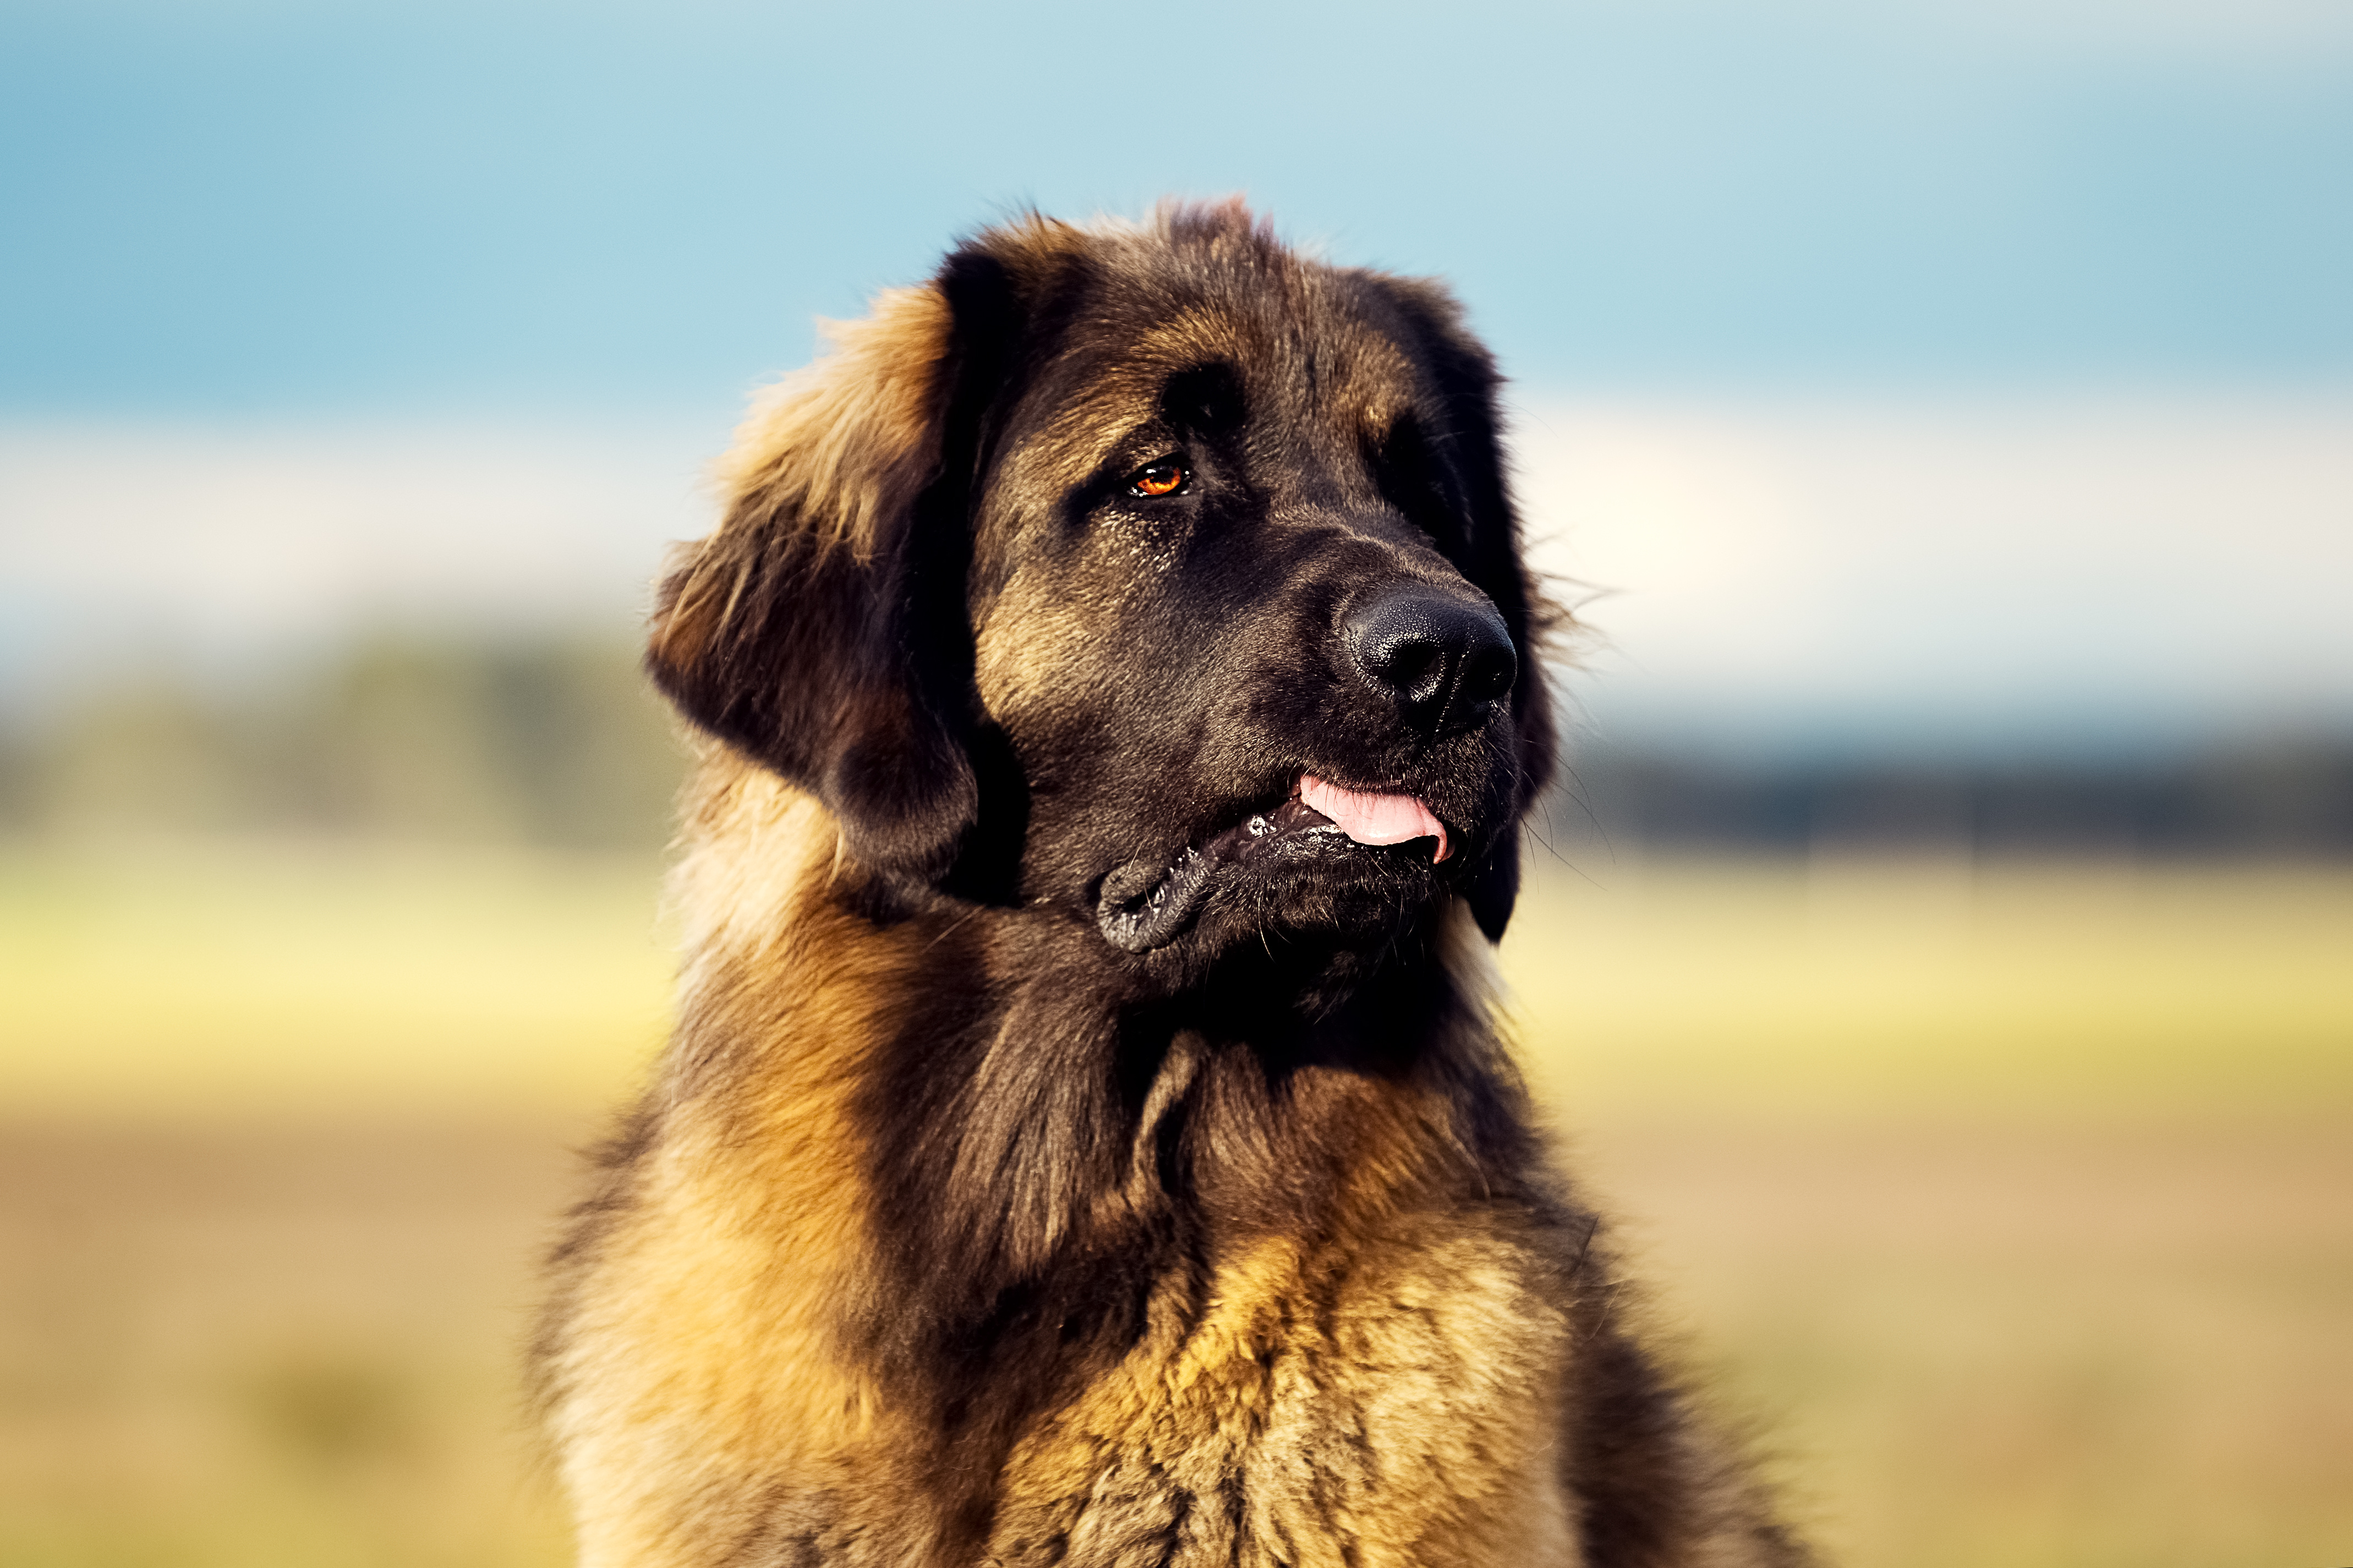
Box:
537, 204, 1807, 1566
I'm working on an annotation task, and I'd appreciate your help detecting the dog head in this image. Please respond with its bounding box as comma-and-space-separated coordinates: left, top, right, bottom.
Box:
650, 204, 1555, 971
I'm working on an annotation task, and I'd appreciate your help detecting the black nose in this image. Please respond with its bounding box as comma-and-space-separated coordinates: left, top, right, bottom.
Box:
1340, 584, 1518, 736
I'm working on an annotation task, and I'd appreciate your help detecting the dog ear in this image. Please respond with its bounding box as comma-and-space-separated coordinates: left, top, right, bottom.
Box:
1366, 275, 1561, 942
647, 276, 1000, 888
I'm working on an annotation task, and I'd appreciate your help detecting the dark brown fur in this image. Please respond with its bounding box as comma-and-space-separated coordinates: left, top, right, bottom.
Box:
535, 204, 1810, 1567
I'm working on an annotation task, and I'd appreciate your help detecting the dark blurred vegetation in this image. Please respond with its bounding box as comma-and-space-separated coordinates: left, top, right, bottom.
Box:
0, 633, 686, 851
1552, 741, 2353, 859
6, 631, 2351, 862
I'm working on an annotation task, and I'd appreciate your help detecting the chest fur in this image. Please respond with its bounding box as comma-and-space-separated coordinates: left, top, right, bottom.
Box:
982, 1221, 1577, 1567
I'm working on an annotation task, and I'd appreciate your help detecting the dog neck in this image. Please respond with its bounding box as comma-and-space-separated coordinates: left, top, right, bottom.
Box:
659, 755, 1544, 1443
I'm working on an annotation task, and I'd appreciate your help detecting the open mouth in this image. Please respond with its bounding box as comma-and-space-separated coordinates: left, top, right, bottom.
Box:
1095, 774, 1452, 953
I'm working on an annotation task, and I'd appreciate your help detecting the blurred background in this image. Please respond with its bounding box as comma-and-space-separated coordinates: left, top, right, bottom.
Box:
3, 1, 2349, 1564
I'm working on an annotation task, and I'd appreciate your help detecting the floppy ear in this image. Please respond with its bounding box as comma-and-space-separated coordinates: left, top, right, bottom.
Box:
647, 281, 983, 887
1366, 275, 1561, 942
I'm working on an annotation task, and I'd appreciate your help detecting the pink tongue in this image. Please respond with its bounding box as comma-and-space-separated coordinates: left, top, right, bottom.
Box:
1298, 775, 1451, 863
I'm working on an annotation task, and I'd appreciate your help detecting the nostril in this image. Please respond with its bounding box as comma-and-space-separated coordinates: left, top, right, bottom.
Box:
1462, 642, 1517, 708
1374, 638, 1447, 706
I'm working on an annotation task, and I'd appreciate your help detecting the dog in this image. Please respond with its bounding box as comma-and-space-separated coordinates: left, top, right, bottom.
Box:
535, 202, 1808, 1567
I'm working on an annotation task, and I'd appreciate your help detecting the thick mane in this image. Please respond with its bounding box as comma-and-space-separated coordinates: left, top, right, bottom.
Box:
616, 753, 1572, 1529
847, 893, 1548, 1341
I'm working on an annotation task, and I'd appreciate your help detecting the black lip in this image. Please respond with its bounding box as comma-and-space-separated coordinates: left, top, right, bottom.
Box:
1095, 794, 1351, 953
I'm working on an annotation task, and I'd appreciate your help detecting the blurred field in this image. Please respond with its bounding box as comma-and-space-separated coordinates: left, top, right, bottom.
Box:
1508, 850, 2353, 1120
2, 841, 2349, 1567
0, 840, 672, 1114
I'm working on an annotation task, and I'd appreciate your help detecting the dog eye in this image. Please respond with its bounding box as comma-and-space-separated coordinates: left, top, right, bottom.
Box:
1126, 459, 1188, 498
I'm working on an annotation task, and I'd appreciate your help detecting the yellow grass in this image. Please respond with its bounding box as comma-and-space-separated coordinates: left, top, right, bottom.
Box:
1, 840, 2348, 1566
1503, 849, 2353, 1119
0, 838, 674, 1113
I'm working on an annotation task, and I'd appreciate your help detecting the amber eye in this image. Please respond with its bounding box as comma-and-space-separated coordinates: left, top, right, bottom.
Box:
1128, 459, 1187, 498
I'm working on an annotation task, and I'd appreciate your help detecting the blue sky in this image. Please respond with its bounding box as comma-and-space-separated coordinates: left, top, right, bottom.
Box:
6, 0, 2351, 416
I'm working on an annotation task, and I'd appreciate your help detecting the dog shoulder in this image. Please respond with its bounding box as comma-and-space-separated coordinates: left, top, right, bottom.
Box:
537, 760, 950, 1566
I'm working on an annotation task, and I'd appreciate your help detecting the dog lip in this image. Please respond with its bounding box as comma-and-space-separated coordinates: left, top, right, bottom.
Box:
1095, 791, 1342, 953
1093, 773, 1456, 953
1096, 845, 1218, 953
